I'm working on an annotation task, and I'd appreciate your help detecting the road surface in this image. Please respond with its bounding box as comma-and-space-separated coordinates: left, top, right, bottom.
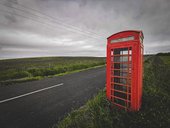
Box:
0, 67, 105, 128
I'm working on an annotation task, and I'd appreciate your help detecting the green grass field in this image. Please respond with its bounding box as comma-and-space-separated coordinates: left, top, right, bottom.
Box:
160, 56, 170, 65
54, 54, 170, 128
0, 57, 105, 85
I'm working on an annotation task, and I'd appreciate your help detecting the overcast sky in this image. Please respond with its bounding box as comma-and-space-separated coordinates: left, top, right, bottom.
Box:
0, 0, 170, 59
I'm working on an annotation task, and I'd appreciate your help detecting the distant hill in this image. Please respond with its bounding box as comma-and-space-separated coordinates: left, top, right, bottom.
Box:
156, 52, 170, 56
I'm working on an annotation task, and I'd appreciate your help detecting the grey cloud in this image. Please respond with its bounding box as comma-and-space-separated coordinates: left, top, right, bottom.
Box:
0, 0, 170, 59
4, 14, 17, 23
0, 1, 18, 24
3, 0, 18, 7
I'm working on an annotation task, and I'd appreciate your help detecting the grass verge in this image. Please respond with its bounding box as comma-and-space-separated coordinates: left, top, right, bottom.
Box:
0, 65, 105, 86
54, 55, 170, 128
0, 57, 105, 86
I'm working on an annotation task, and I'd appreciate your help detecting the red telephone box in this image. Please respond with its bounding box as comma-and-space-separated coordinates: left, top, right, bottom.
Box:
106, 30, 144, 111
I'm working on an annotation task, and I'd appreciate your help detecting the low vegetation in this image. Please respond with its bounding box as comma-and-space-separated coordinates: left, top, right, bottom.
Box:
54, 54, 170, 128
0, 57, 105, 85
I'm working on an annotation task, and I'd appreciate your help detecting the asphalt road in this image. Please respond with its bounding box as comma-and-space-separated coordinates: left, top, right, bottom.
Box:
0, 67, 105, 128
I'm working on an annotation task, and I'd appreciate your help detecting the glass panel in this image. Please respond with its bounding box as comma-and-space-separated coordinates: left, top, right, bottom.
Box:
129, 56, 132, 61
114, 48, 128, 55
120, 72, 128, 76
140, 37, 143, 44
128, 87, 131, 93
112, 63, 131, 71
127, 95, 131, 101
129, 48, 132, 54
111, 56, 114, 61
114, 63, 129, 70
114, 56, 120, 62
121, 48, 128, 54
113, 78, 127, 84
127, 102, 131, 108
114, 91, 127, 99
114, 56, 128, 62
114, 84, 127, 92
111, 49, 114, 55
111, 90, 114, 96
114, 98, 126, 106
114, 70, 128, 77
114, 63, 120, 69
121, 56, 128, 62
113, 70, 119, 76
127, 79, 131, 86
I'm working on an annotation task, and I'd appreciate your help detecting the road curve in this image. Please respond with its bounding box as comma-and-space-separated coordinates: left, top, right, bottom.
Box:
0, 67, 105, 128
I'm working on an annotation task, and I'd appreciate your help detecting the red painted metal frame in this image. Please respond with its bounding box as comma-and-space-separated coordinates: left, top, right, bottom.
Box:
106, 30, 144, 111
